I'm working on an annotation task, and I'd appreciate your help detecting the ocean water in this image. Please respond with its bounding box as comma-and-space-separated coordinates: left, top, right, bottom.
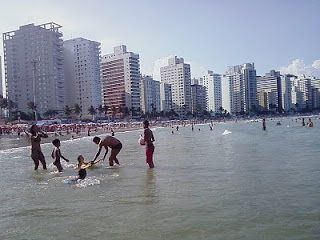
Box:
0, 118, 319, 240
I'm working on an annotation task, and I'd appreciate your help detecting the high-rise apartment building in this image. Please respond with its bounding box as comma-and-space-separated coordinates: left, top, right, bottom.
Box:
309, 77, 320, 109
160, 82, 172, 112
3, 23, 65, 115
63, 38, 101, 119
101, 45, 140, 116
0, 56, 2, 96
280, 74, 293, 112
140, 75, 160, 114
224, 63, 257, 114
291, 76, 313, 110
202, 70, 222, 114
221, 75, 233, 114
191, 78, 207, 115
160, 56, 191, 117
256, 70, 281, 111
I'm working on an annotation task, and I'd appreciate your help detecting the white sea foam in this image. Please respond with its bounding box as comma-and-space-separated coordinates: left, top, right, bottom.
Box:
222, 130, 232, 135
75, 178, 100, 188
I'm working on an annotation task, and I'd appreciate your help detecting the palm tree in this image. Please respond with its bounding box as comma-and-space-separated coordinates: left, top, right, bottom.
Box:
73, 104, 82, 120
129, 107, 135, 118
0, 97, 8, 118
123, 106, 129, 118
88, 105, 97, 120
43, 109, 59, 118
0, 95, 5, 118
97, 105, 104, 118
27, 101, 37, 120
64, 105, 72, 119
104, 105, 109, 119
112, 106, 117, 120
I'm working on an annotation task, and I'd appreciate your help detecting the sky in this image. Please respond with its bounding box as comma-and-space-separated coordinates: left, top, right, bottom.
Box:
0, 0, 319, 84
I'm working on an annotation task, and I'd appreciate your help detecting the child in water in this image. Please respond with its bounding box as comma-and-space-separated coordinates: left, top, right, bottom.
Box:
51, 139, 69, 172
64, 155, 87, 183
76, 155, 90, 179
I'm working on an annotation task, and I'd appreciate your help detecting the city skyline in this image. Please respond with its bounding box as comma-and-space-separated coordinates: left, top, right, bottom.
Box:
0, 0, 320, 88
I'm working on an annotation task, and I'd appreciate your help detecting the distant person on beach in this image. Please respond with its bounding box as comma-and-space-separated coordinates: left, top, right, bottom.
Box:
302, 118, 305, 126
51, 139, 69, 172
143, 120, 155, 168
307, 118, 313, 127
262, 118, 266, 131
24, 124, 48, 170
92, 136, 122, 166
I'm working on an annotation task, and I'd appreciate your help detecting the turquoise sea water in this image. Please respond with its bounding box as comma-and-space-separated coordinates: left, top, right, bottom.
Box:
0, 118, 319, 240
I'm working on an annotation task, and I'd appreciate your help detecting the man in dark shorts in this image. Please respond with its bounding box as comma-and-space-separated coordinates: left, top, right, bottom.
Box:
143, 120, 155, 168
92, 136, 122, 166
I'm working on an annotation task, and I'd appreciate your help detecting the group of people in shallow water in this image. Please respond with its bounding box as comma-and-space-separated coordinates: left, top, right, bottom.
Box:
24, 120, 155, 181
261, 117, 314, 131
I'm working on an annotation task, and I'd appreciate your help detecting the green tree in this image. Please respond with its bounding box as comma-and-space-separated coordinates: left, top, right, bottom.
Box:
64, 105, 72, 118
123, 106, 129, 118
73, 104, 82, 120
88, 105, 97, 120
129, 107, 135, 118
112, 106, 117, 120
43, 109, 59, 118
103, 105, 109, 119
27, 101, 37, 120
97, 105, 104, 118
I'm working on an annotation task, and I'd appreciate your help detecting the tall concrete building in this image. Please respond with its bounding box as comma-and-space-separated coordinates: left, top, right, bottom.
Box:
140, 75, 160, 114
309, 77, 320, 109
256, 70, 281, 111
280, 74, 293, 112
0, 56, 2, 96
191, 78, 207, 115
101, 45, 140, 116
63, 37, 101, 119
160, 82, 172, 112
225, 63, 257, 114
202, 70, 222, 114
3, 23, 65, 115
221, 75, 232, 114
291, 75, 314, 110
160, 56, 191, 117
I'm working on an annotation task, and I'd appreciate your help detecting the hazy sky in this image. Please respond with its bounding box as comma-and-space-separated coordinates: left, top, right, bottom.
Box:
0, 0, 319, 80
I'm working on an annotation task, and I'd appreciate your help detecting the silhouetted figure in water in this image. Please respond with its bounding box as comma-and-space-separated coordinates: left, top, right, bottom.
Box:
262, 118, 266, 131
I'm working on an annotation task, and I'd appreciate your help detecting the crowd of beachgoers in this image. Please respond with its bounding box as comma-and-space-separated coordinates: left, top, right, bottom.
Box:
0, 119, 215, 139
0, 114, 318, 139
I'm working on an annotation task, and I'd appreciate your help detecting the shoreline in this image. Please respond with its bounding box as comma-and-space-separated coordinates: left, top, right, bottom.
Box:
0, 115, 319, 151
0, 125, 144, 151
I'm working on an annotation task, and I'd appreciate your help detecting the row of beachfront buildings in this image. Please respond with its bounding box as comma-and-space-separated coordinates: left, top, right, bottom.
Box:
1, 22, 319, 119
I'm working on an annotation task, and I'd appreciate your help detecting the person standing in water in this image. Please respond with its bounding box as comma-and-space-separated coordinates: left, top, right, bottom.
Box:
262, 118, 266, 131
307, 118, 313, 127
143, 120, 155, 168
24, 124, 48, 170
92, 135, 122, 166
51, 139, 69, 172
